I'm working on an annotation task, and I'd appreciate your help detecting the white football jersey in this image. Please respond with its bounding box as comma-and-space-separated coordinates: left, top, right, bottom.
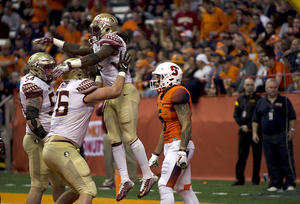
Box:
47, 79, 96, 147
93, 33, 132, 86
20, 73, 56, 136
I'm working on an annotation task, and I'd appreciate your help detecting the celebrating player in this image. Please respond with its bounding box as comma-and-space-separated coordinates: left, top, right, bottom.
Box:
20, 52, 66, 204
42, 55, 130, 204
34, 13, 158, 201
148, 62, 199, 204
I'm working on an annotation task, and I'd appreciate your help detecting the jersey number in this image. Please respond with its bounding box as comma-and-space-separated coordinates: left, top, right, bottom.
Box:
55, 91, 69, 116
171, 65, 179, 76
158, 109, 166, 131
48, 92, 55, 116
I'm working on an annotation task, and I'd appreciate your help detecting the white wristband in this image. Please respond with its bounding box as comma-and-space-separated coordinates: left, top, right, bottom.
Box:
118, 72, 126, 78
95, 75, 102, 83
69, 58, 82, 68
53, 38, 65, 49
290, 128, 295, 131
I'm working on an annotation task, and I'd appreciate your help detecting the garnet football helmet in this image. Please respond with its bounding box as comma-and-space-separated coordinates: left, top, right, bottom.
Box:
89, 13, 118, 44
27, 52, 56, 82
150, 62, 183, 93
61, 58, 87, 80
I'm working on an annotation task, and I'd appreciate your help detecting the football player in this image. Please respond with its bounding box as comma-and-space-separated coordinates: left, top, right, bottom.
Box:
148, 62, 199, 204
34, 13, 158, 201
42, 55, 129, 204
20, 52, 66, 204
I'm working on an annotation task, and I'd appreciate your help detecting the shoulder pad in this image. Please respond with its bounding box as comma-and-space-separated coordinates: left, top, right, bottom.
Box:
170, 87, 190, 104
22, 82, 43, 98
77, 79, 98, 95
100, 33, 123, 49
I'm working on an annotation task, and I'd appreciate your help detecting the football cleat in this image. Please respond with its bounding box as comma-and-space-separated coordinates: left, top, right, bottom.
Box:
137, 174, 158, 198
116, 180, 135, 202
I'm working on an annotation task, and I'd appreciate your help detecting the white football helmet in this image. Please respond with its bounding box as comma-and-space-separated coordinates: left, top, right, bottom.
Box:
150, 62, 183, 93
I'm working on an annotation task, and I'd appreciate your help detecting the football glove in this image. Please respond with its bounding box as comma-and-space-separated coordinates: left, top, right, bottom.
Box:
52, 61, 72, 80
0, 136, 5, 157
111, 51, 131, 73
33, 37, 53, 44
149, 153, 159, 167
177, 150, 187, 170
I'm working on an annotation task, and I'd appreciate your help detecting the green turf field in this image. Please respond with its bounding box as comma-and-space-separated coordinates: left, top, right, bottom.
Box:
0, 172, 299, 204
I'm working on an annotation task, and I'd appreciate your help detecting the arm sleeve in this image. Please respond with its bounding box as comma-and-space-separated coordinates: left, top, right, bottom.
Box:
233, 98, 244, 126
170, 88, 190, 104
287, 98, 297, 120
22, 83, 43, 98
252, 101, 260, 123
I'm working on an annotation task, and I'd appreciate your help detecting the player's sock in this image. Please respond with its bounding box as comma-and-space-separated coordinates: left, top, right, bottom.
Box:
176, 186, 199, 204
112, 143, 130, 182
130, 139, 152, 178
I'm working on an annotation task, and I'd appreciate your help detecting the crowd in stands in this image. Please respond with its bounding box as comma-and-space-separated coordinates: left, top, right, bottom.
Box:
0, 0, 300, 106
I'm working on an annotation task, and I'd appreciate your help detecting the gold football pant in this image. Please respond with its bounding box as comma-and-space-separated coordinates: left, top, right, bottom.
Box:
104, 83, 140, 146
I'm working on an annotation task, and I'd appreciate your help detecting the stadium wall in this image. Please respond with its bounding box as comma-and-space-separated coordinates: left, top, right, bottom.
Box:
12, 94, 300, 182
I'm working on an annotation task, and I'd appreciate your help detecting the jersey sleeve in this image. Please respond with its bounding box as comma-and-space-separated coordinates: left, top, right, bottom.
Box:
22, 82, 43, 98
170, 87, 190, 104
77, 79, 98, 95
99, 33, 123, 49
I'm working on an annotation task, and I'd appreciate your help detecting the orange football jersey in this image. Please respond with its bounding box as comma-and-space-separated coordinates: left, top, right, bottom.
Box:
157, 85, 192, 144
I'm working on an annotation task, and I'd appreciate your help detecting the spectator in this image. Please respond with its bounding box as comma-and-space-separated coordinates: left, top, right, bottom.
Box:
182, 55, 197, 79
77, 12, 91, 33
32, 0, 50, 24
255, 50, 268, 92
200, 0, 228, 48
252, 78, 296, 192
145, 51, 157, 66
180, 30, 194, 50
64, 19, 82, 44
23, 24, 35, 51
240, 12, 255, 36
292, 17, 300, 30
224, 2, 236, 23
287, 73, 300, 93
257, 22, 276, 45
252, 5, 270, 28
0, 15, 10, 39
171, 54, 185, 69
194, 54, 212, 81
265, 0, 277, 18
90, 0, 106, 21
269, 34, 283, 61
232, 78, 262, 186
283, 37, 300, 73
173, 1, 198, 38
205, 50, 226, 96
219, 55, 239, 94
229, 21, 254, 49
10, 34, 24, 57
229, 33, 247, 56
231, 50, 257, 94
250, 13, 265, 43
57, 14, 70, 38
122, 10, 142, 32
17, 0, 33, 23
0, 45, 15, 78
182, 47, 196, 71
68, 0, 85, 22
263, 51, 293, 91
151, 0, 170, 17
203, 45, 214, 64
31, 17, 46, 39
1, 1, 21, 33
16, 48, 30, 76
48, 0, 64, 26
4, 71, 20, 96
